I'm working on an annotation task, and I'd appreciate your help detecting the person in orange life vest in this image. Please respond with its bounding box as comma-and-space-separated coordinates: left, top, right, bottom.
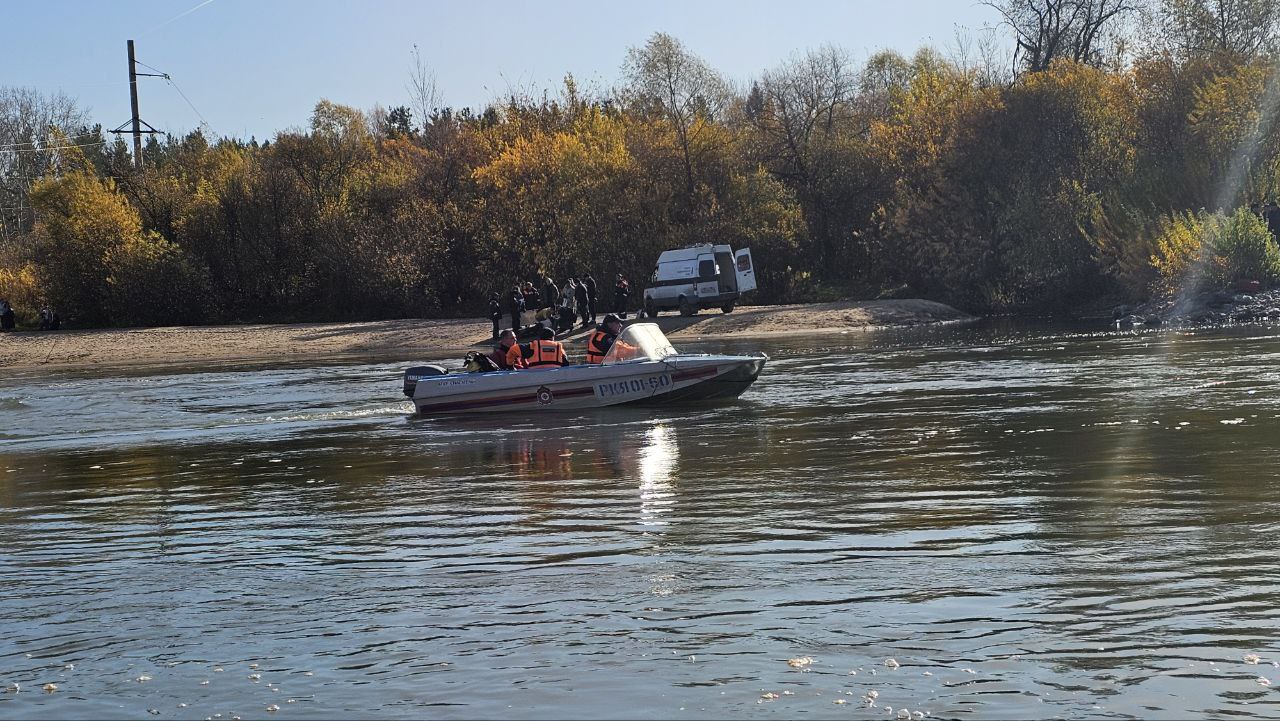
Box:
586, 314, 627, 364
508, 324, 569, 369
489, 330, 524, 370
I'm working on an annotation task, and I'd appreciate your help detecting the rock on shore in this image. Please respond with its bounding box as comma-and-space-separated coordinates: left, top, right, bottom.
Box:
1115, 287, 1280, 328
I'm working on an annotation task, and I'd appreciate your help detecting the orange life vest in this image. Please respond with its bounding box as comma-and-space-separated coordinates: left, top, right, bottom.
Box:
493, 344, 523, 370
505, 343, 528, 369
586, 330, 613, 364
526, 340, 567, 369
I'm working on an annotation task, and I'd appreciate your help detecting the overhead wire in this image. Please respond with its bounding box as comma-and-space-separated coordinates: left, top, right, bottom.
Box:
134, 59, 169, 77
0, 140, 108, 154
131, 0, 220, 135
131, 58, 213, 134
166, 76, 211, 131
0, 132, 102, 150
10, 0, 217, 156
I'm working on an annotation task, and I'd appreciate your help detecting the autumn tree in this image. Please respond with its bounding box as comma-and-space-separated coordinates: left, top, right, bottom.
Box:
1153, 0, 1280, 60
748, 46, 885, 279
622, 32, 732, 213
987, 0, 1137, 72
0, 87, 92, 238
28, 140, 208, 325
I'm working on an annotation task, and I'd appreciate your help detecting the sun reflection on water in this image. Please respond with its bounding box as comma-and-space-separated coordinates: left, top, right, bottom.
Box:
637, 422, 678, 526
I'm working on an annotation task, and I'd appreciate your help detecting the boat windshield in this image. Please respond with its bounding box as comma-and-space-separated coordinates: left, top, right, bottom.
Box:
600, 323, 678, 365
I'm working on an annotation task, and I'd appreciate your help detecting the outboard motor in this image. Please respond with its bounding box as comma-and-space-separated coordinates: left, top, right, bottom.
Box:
403, 365, 447, 397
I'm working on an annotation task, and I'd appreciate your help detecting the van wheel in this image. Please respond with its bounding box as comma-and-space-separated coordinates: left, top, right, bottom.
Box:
645, 298, 659, 317
721, 302, 735, 314
679, 297, 697, 317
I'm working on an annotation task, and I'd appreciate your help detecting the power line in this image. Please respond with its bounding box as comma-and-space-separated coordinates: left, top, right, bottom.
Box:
135, 59, 169, 78
0, 132, 102, 150
0, 140, 108, 155
167, 77, 210, 131
131, 58, 213, 134
1, 80, 128, 90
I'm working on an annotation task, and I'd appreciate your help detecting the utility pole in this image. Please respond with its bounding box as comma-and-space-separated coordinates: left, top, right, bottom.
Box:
111, 39, 164, 169
128, 39, 142, 165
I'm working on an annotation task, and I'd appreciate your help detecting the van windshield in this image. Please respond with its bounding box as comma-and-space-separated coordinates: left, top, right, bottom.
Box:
600, 323, 678, 365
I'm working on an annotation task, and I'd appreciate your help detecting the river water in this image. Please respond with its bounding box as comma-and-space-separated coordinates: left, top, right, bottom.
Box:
2, 321, 1279, 720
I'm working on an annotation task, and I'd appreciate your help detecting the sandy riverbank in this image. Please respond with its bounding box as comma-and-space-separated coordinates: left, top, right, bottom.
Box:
0, 299, 971, 373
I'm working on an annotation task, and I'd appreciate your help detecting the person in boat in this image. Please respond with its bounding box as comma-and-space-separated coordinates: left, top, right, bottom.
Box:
508, 323, 569, 369
489, 329, 525, 370
586, 314, 625, 364
583, 313, 637, 363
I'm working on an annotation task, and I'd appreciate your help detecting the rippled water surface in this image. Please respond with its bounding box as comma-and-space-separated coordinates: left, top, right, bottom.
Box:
3, 322, 1280, 719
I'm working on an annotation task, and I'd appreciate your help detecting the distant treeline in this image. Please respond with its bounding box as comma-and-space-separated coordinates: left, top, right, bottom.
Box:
3, 0, 1280, 327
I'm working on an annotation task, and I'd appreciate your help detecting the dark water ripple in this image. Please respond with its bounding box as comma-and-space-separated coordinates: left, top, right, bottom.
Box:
2, 322, 1280, 719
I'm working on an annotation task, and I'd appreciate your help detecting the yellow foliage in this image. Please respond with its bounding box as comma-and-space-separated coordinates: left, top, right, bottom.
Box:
473, 110, 634, 192
1150, 210, 1205, 288
28, 166, 146, 322
30, 171, 142, 250
1017, 60, 1138, 182
1189, 64, 1269, 160
0, 261, 41, 317
874, 67, 999, 170
1152, 207, 1280, 292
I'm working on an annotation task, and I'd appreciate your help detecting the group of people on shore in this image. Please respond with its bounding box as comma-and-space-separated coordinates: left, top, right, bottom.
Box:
0, 300, 57, 332
489, 273, 631, 341
467, 313, 628, 373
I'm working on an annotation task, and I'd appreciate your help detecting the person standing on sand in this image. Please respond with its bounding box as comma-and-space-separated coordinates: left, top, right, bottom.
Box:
522, 282, 539, 315
574, 276, 590, 329
0, 299, 14, 331
488, 293, 502, 340
583, 274, 598, 326
507, 286, 524, 333
561, 278, 578, 328
542, 275, 559, 313
614, 274, 630, 318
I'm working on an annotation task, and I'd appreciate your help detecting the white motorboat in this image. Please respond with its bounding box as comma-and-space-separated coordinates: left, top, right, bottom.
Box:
403, 323, 765, 415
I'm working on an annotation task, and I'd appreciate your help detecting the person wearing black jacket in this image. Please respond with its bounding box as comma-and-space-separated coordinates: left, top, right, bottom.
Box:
574, 277, 590, 328
613, 274, 630, 318
583, 274, 598, 326
507, 286, 524, 333
586, 314, 625, 363
541, 275, 559, 312
488, 293, 502, 340
0, 299, 14, 331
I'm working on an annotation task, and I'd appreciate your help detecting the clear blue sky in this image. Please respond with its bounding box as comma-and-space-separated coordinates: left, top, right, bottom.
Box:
6, 0, 1004, 141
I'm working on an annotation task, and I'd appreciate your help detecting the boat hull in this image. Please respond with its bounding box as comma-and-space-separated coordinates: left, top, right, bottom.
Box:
410, 354, 765, 415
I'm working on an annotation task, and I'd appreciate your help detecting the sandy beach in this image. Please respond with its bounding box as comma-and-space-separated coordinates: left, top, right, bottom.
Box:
0, 299, 971, 373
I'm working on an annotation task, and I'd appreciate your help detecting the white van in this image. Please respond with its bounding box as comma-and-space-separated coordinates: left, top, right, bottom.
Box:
642, 244, 756, 317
